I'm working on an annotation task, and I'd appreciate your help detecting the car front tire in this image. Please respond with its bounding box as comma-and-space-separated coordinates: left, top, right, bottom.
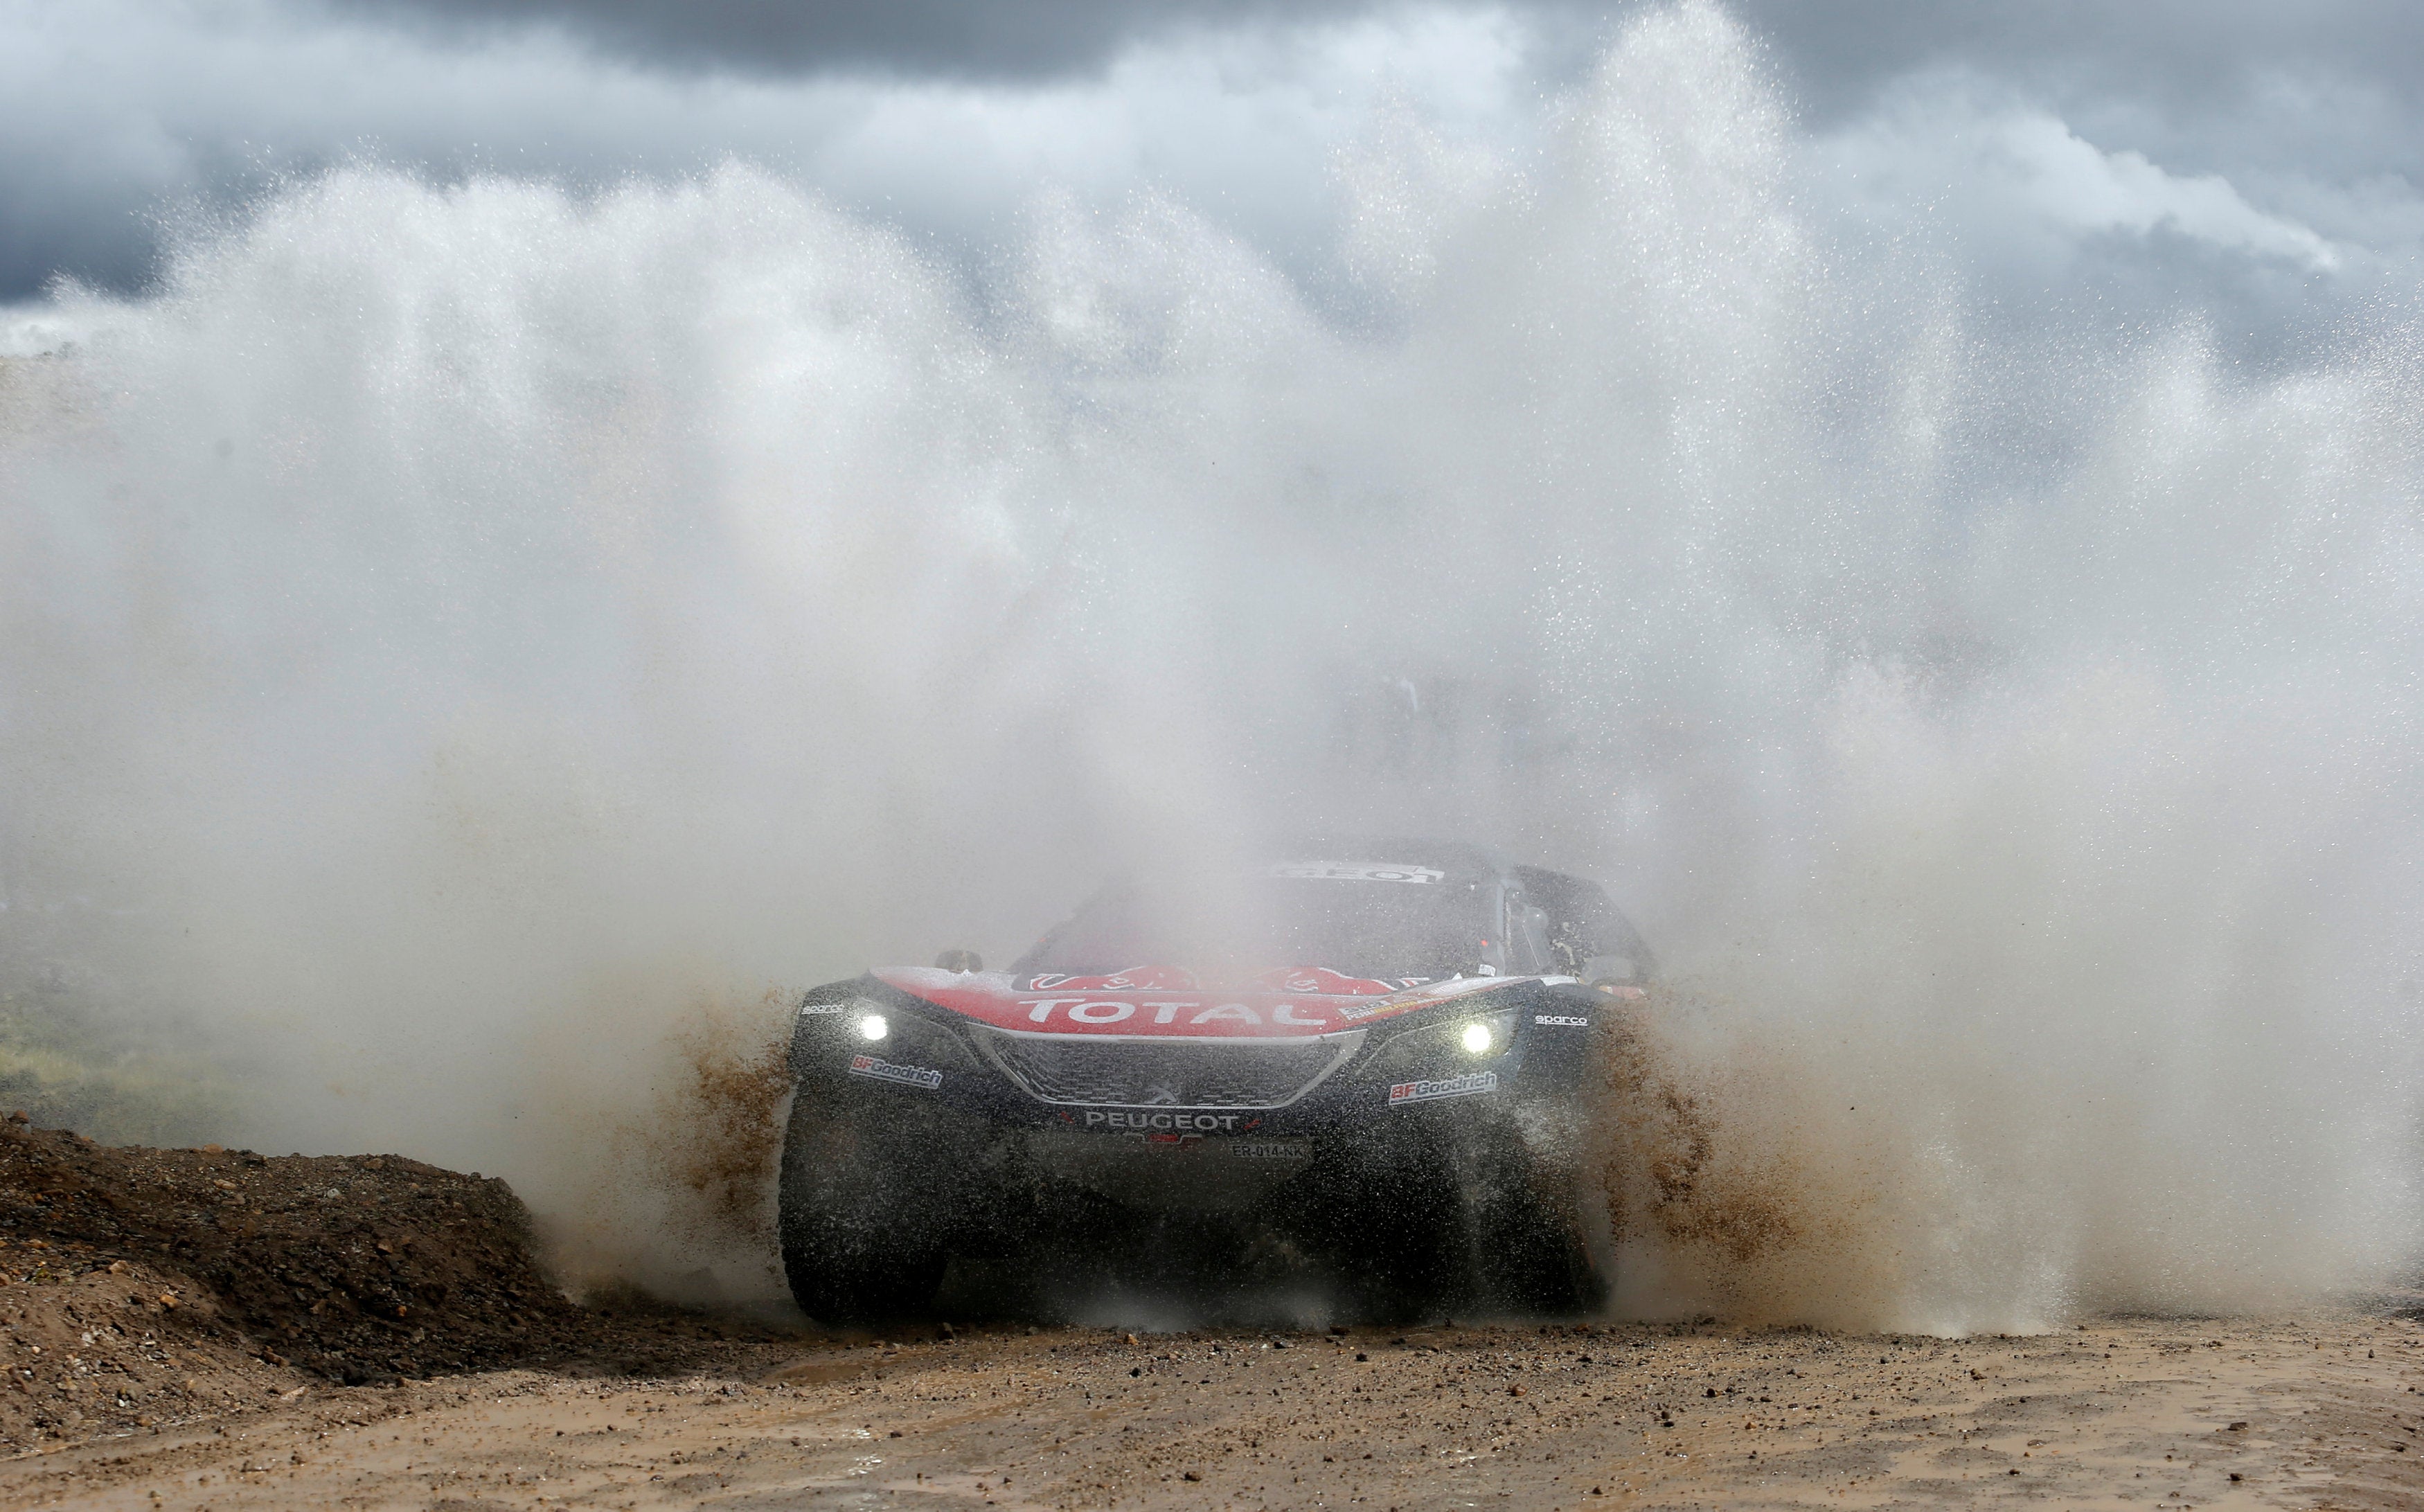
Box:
776, 1083, 952, 1326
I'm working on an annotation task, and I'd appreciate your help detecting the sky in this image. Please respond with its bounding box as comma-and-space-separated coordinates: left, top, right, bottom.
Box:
4, 0, 2421, 354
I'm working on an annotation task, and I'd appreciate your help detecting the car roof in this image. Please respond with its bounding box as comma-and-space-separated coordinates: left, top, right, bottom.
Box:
1265, 837, 1506, 884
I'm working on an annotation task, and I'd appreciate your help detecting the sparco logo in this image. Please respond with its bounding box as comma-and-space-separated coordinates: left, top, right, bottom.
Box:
1387, 1071, 1498, 1106
1533, 1015, 1590, 1027
848, 1054, 942, 1091
1083, 1110, 1245, 1132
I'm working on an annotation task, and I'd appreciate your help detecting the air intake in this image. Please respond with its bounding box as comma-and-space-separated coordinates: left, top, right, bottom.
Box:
978, 1030, 1364, 1110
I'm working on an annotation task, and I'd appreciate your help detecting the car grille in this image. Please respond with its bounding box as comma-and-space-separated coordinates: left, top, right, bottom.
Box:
977, 1031, 1362, 1110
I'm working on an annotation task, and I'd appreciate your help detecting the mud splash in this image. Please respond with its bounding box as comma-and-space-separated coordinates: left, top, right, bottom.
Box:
1594, 999, 1806, 1270
649, 990, 795, 1251
527, 984, 796, 1308
1587, 990, 1903, 1331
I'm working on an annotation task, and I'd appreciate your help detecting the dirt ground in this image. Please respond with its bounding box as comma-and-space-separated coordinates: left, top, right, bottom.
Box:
0, 1122, 2419, 1511
1, 1310, 2418, 1510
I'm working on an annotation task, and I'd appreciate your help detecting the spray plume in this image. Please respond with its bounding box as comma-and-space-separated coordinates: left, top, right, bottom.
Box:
0, 2, 2416, 1329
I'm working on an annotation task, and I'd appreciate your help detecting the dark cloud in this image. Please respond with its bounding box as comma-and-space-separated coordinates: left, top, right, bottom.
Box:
0, 187, 158, 304
8, 0, 2424, 313
318, 0, 1380, 80
1724, 0, 2424, 199
1728, 0, 2424, 109
296, 1, 2424, 197
319, 0, 2424, 114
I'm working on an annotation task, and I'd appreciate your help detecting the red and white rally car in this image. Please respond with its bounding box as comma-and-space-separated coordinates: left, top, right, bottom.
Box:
778, 840, 1654, 1324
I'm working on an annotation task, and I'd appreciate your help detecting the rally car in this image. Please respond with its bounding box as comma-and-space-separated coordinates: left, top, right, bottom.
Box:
777, 841, 1655, 1325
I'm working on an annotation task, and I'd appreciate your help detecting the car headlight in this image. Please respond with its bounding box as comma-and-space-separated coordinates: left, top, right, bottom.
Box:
792, 997, 981, 1074
1364, 1008, 1520, 1083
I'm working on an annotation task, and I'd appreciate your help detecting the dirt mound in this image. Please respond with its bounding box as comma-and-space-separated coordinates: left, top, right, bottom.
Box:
0, 1117, 789, 1451
0, 1117, 579, 1384
0, 1240, 289, 1450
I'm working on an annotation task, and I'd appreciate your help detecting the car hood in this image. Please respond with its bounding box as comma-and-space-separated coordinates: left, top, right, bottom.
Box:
869, 967, 1540, 1038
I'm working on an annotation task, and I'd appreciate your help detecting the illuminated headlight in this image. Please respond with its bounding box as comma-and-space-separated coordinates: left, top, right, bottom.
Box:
854, 1013, 890, 1042
1364, 1007, 1520, 1082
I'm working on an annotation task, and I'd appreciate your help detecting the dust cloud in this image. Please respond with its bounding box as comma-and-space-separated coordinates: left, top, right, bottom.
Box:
0, 2, 2418, 1331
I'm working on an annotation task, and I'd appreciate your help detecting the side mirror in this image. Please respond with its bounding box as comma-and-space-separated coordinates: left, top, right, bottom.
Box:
934, 949, 983, 974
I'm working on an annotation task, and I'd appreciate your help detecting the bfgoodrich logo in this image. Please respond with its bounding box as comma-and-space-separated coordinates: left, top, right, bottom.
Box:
848, 1054, 943, 1090
1387, 1071, 1497, 1106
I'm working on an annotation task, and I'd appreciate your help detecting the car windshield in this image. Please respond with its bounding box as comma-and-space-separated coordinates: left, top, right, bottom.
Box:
1015, 864, 1499, 985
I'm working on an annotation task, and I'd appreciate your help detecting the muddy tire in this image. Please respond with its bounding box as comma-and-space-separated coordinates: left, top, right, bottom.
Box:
1329, 1177, 1471, 1324
1305, 1121, 1607, 1322
776, 1085, 951, 1326
1464, 1107, 1609, 1316
1288, 1126, 1472, 1323
1470, 1176, 1607, 1316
